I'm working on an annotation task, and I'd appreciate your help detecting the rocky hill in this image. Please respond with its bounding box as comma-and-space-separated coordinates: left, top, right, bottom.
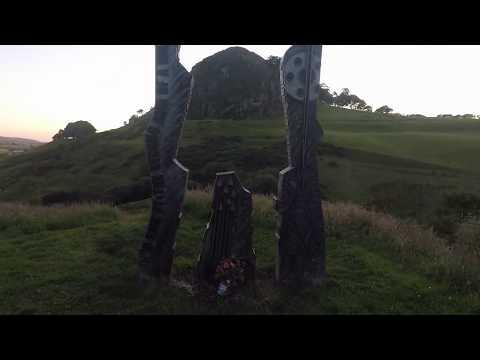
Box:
188, 47, 282, 120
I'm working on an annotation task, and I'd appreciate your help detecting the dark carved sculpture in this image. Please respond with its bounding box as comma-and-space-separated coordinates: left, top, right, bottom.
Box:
274, 45, 326, 287
196, 171, 255, 287
138, 45, 193, 284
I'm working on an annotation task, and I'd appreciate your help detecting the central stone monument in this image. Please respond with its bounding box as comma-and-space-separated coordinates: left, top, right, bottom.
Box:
195, 171, 255, 293
274, 45, 326, 287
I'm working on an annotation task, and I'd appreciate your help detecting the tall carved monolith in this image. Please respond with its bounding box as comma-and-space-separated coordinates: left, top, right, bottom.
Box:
274, 45, 326, 287
196, 171, 255, 288
138, 45, 193, 285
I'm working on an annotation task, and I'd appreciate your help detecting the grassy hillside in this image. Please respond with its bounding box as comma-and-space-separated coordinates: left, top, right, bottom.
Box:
2, 107, 480, 314
321, 106, 480, 175
1, 105, 478, 227
0, 136, 43, 159
0, 136, 43, 150
1, 191, 479, 314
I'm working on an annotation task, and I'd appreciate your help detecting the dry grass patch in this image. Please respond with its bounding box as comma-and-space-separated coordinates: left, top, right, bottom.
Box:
324, 201, 480, 290
2, 193, 479, 290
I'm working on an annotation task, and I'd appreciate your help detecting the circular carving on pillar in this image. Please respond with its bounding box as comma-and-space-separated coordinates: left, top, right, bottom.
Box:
283, 46, 323, 101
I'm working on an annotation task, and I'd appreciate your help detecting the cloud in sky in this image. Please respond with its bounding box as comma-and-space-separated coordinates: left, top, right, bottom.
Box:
1, 45, 480, 142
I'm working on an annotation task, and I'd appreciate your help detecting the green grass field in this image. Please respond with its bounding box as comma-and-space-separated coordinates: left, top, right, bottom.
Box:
1, 191, 479, 314
2, 105, 480, 314
321, 107, 480, 175
0, 149, 8, 160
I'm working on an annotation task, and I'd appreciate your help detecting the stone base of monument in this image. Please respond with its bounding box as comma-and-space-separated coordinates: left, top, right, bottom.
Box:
194, 171, 256, 297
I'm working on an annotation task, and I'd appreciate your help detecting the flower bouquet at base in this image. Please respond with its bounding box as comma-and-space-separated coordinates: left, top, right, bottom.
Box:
213, 257, 252, 297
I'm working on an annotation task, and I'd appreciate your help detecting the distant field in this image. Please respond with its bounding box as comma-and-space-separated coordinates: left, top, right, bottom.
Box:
1, 105, 480, 225
320, 106, 480, 175
0, 136, 42, 150
0, 136, 43, 160
327, 131, 477, 173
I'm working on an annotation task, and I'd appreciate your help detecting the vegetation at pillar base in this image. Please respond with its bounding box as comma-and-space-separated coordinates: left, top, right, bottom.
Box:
1, 192, 479, 314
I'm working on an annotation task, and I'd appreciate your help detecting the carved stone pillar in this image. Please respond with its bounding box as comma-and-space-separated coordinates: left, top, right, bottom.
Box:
138, 45, 193, 285
274, 45, 326, 287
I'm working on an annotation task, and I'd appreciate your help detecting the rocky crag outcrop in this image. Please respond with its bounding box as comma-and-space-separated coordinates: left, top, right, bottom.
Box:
188, 47, 283, 120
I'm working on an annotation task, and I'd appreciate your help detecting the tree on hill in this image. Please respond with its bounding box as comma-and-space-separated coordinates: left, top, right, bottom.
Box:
63, 121, 96, 139
128, 114, 140, 126
52, 129, 64, 141
375, 105, 393, 114
333, 88, 351, 107
51, 121, 97, 141
318, 83, 335, 105
349, 96, 368, 111
266, 55, 281, 69
333, 88, 370, 111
